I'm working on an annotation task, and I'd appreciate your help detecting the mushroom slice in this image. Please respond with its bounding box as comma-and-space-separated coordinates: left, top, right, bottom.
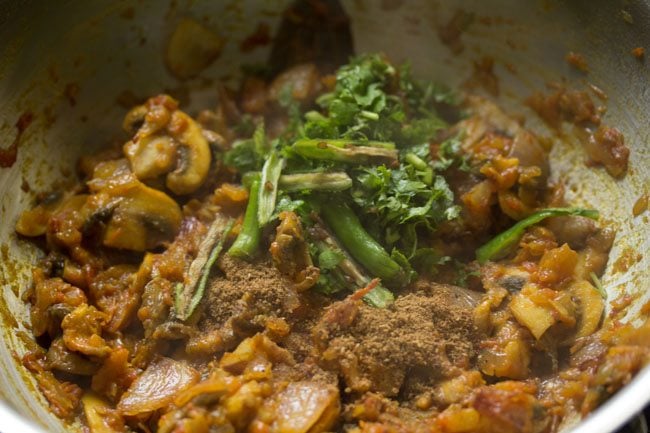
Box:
166, 18, 223, 80
101, 180, 182, 251
165, 109, 212, 195
509, 293, 556, 340
124, 134, 178, 181
570, 280, 604, 339
122, 104, 148, 134
123, 95, 212, 195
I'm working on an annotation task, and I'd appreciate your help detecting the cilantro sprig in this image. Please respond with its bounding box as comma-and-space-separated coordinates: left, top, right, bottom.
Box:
223, 53, 463, 304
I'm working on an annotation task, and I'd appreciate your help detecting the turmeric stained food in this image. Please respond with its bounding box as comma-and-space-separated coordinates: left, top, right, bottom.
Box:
16, 54, 647, 433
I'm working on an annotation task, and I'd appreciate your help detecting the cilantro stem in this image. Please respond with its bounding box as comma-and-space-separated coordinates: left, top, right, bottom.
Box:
293, 139, 398, 165
319, 200, 406, 288
228, 180, 261, 261
476, 207, 599, 264
304, 111, 327, 122
360, 110, 380, 120
316, 92, 334, 106
279, 172, 352, 192
405, 152, 428, 170
258, 151, 283, 226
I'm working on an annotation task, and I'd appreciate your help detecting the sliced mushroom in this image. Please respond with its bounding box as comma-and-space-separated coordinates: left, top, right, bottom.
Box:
86, 162, 182, 252
101, 180, 182, 251
509, 293, 556, 340
123, 95, 212, 195
165, 109, 212, 195
124, 134, 178, 181
122, 104, 148, 134
570, 280, 604, 339
165, 18, 224, 80
123, 97, 176, 182
87, 159, 133, 193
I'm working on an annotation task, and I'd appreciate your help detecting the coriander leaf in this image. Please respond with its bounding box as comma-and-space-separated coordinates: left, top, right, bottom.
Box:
433, 134, 471, 172
363, 284, 395, 308
390, 249, 417, 283
224, 121, 268, 173
352, 163, 459, 260
399, 117, 447, 146
223, 139, 262, 173
318, 248, 345, 271
453, 260, 481, 288
411, 248, 450, 273
316, 272, 348, 295
398, 62, 458, 113
303, 54, 400, 142
273, 194, 311, 221
278, 85, 304, 138
296, 54, 454, 151
303, 116, 338, 139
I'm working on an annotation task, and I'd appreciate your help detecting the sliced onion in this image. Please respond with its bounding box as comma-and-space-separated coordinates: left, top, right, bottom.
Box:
117, 357, 199, 416
273, 382, 340, 433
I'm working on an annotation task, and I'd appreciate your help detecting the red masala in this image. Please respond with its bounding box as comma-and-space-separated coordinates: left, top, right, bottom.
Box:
0, 111, 33, 168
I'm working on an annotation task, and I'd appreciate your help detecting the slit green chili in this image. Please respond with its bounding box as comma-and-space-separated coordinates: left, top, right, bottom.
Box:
476, 207, 599, 264
228, 179, 262, 261
319, 200, 406, 288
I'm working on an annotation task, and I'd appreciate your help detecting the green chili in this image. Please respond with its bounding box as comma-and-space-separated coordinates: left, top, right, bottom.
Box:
292, 139, 398, 165
476, 207, 599, 264
228, 179, 262, 260
319, 200, 405, 288
258, 151, 283, 226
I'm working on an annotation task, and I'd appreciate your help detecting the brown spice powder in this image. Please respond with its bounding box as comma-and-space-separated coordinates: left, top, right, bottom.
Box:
314, 285, 481, 399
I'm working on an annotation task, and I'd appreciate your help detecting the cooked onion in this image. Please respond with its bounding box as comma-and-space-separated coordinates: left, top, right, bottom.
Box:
118, 357, 199, 416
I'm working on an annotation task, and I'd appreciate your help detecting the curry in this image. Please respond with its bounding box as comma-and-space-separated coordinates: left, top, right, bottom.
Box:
13, 50, 649, 433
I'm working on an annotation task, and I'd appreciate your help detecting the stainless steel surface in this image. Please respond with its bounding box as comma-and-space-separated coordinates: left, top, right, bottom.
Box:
0, 1, 648, 432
